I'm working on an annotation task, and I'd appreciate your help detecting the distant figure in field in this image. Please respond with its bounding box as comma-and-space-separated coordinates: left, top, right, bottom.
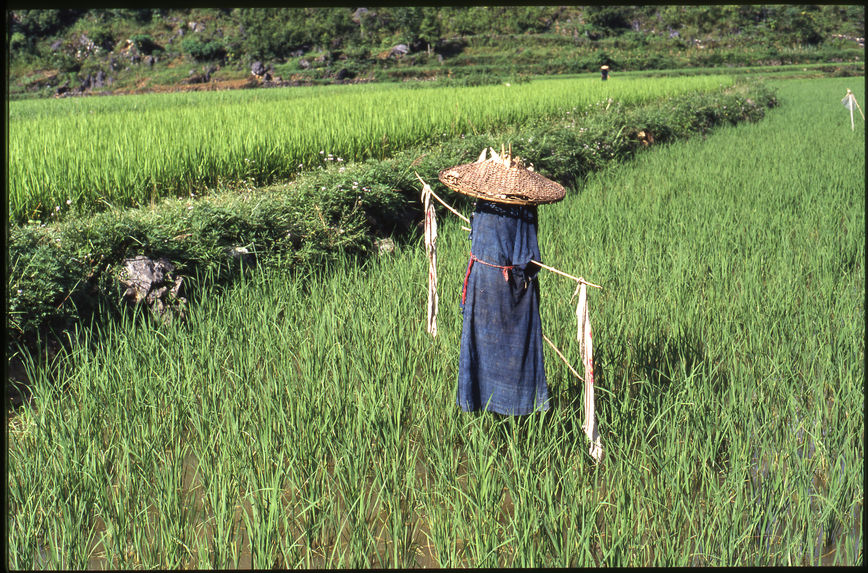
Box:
601, 65, 610, 81
438, 146, 565, 415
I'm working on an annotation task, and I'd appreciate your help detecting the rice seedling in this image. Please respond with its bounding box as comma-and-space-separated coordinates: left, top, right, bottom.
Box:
8, 74, 734, 223
6, 77, 862, 568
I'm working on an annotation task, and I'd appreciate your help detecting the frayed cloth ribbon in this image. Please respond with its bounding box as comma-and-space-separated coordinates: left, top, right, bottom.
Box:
575, 281, 603, 462
422, 183, 439, 337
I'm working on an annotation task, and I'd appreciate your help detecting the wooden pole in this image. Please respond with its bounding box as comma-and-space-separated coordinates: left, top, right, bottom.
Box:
543, 334, 584, 381
852, 93, 865, 120
850, 96, 855, 131
415, 172, 470, 223
530, 259, 602, 289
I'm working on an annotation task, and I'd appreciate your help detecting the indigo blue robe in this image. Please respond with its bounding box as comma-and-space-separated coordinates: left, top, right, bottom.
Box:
457, 199, 549, 415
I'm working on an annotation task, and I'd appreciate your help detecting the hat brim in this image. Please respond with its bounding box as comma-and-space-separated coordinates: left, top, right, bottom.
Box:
438, 159, 565, 205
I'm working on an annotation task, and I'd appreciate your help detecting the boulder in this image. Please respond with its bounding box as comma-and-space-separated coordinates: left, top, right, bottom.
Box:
228, 246, 255, 266
375, 238, 395, 255
119, 255, 186, 321
390, 44, 410, 58
352, 7, 369, 23
251, 60, 267, 76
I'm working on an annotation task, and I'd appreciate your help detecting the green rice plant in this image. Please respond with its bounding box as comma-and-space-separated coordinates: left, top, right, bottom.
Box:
6, 77, 861, 568
8, 74, 734, 223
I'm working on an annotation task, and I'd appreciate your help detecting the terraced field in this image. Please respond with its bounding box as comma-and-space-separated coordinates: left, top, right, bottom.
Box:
8, 74, 732, 223
6, 77, 863, 567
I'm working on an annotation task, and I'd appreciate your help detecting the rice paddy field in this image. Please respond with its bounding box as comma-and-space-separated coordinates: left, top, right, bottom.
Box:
7, 74, 732, 224
6, 76, 864, 567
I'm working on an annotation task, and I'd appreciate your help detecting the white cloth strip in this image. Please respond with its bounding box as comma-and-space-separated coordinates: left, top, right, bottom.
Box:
842, 93, 856, 111
422, 183, 439, 337
576, 282, 603, 462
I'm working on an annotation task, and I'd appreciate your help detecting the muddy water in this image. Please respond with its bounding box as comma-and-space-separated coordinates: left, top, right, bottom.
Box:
746, 402, 862, 566
10, 378, 861, 568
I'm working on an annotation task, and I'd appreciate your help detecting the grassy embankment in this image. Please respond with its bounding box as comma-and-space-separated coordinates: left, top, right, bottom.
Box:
9, 74, 732, 224
7, 77, 863, 567
10, 75, 775, 350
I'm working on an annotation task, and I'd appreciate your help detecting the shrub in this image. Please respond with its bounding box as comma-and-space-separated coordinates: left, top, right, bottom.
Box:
7, 225, 88, 337
129, 34, 162, 55
181, 37, 227, 62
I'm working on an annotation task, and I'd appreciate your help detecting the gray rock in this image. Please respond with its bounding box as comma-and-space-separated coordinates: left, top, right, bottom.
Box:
390, 43, 410, 57
352, 7, 369, 23
251, 60, 267, 76
119, 255, 186, 321
120, 255, 174, 303
228, 246, 256, 266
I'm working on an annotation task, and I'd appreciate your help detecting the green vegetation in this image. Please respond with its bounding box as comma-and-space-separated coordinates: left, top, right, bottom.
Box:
8, 74, 734, 224
7, 78, 863, 567
7, 6, 864, 98
7, 78, 775, 353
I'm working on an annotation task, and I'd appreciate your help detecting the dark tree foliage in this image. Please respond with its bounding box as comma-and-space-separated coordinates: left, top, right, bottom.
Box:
237, 7, 359, 61
583, 5, 634, 35
10, 9, 84, 36
6, 5, 864, 69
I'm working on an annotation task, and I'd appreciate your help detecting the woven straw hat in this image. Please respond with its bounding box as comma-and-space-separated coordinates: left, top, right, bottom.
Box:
438, 145, 565, 205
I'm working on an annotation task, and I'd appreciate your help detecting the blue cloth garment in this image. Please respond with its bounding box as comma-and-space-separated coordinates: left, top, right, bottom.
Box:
457, 199, 549, 415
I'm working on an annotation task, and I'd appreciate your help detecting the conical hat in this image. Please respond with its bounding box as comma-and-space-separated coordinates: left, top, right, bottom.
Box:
438, 146, 565, 205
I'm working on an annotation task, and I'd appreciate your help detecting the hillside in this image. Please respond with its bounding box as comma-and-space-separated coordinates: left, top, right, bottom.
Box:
7, 6, 865, 98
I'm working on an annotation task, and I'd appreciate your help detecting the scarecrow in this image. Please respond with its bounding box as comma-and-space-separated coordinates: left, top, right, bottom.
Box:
600, 65, 610, 81
437, 146, 564, 416
418, 146, 604, 460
